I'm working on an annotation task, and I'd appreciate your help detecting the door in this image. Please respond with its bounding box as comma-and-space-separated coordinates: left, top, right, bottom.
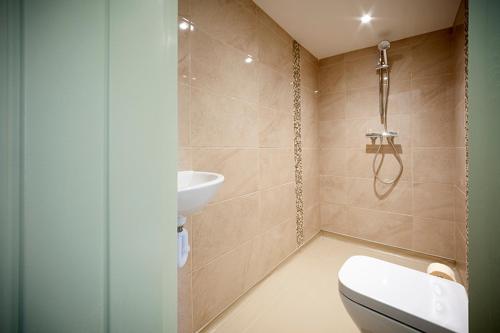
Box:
0, 0, 178, 332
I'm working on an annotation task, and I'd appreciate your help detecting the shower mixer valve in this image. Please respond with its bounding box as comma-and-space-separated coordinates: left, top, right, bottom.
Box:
365, 130, 399, 144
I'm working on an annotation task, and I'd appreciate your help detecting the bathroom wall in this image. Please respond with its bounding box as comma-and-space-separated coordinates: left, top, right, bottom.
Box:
319, 28, 466, 261
177, 1, 320, 331
452, 2, 467, 285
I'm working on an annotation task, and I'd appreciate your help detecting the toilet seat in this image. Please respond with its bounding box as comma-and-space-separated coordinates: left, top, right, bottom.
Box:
338, 256, 468, 333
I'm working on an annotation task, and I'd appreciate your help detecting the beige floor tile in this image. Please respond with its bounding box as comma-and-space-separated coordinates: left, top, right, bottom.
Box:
200, 234, 460, 333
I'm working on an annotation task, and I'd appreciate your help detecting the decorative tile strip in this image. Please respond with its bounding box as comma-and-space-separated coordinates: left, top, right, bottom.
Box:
292, 40, 304, 247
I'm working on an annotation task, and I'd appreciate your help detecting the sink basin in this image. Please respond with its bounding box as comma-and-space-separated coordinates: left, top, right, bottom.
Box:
176, 171, 224, 268
177, 171, 224, 217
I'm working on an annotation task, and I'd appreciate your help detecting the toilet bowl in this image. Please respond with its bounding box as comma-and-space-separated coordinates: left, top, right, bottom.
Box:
338, 256, 468, 333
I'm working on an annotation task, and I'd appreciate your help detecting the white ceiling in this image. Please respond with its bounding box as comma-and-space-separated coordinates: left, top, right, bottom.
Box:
254, 0, 461, 59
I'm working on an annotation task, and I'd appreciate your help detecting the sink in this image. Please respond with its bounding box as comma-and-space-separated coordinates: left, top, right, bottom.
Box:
177, 171, 224, 268
177, 170, 224, 217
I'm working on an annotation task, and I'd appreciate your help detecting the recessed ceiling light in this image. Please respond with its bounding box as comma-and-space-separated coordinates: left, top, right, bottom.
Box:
179, 21, 189, 30
244, 56, 253, 64
360, 14, 372, 24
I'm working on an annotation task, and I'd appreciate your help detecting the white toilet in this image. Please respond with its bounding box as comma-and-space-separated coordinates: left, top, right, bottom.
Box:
338, 256, 468, 333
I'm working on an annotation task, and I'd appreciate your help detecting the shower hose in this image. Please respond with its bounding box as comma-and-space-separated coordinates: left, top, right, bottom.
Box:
372, 69, 404, 184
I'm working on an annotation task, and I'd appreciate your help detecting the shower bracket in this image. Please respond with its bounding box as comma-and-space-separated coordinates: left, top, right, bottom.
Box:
365, 131, 402, 154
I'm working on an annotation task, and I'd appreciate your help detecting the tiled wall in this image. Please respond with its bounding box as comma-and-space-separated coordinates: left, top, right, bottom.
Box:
177, 1, 320, 332
319, 29, 466, 261
452, 4, 467, 285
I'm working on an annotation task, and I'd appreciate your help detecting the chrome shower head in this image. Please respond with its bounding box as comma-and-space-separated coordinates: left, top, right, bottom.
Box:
377, 40, 390, 68
378, 40, 391, 51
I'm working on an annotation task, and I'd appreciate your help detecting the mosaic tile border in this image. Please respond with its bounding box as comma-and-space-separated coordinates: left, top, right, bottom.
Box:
292, 40, 304, 247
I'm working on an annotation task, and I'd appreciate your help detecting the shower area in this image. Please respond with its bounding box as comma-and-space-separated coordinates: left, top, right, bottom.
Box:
177, 0, 467, 332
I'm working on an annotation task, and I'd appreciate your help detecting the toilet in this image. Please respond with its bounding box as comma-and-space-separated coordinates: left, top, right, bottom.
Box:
338, 256, 468, 333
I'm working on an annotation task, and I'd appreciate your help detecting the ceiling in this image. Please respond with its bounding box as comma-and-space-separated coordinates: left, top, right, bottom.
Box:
254, 0, 461, 59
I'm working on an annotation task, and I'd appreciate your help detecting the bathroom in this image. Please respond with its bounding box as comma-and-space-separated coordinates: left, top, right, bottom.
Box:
1, 0, 500, 332
177, 0, 468, 332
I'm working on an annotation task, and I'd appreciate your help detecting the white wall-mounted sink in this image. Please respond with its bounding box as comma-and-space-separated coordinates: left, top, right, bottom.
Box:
177, 171, 224, 268
177, 171, 224, 217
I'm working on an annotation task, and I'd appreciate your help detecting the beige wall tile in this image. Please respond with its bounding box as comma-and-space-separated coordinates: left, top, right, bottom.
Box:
320, 203, 348, 234
300, 45, 319, 65
455, 225, 467, 285
319, 62, 346, 94
412, 107, 454, 148
192, 148, 259, 202
301, 108, 319, 149
178, 0, 190, 18
303, 177, 320, 211
178, 19, 190, 85
320, 176, 348, 205
191, 29, 259, 103
192, 194, 259, 270
346, 207, 413, 249
304, 205, 321, 242
190, 87, 258, 147
259, 148, 294, 189
301, 56, 319, 91
343, 46, 377, 62
411, 29, 453, 79
322, 205, 412, 249
345, 55, 378, 90
192, 241, 253, 330
178, 148, 192, 171
258, 105, 293, 148
258, 64, 292, 111
190, 0, 258, 56
319, 92, 346, 121
259, 183, 295, 232
319, 119, 346, 148
411, 75, 453, 114
413, 148, 455, 183
302, 148, 319, 181
454, 187, 466, 237
388, 80, 412, 114
454, 81, 466, 147
319, 54, 344, 67
256, 23, 292, 75
347, 178, 412, 215
413, 182, 454, 220
455, 147, 466, 192
386, 45, 412, 82
246, 219, 296, 288
301, 90, 320, 149
178, 83, 190, 147
345, 87, 378, 119
413, 217, 455, 259
178, 269, 193, 333
319, 148, 346, 176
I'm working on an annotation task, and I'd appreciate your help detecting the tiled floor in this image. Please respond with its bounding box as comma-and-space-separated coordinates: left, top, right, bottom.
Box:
201, 232, 459, 333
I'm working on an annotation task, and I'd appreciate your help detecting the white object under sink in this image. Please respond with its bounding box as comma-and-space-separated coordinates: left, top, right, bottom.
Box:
176, 171, 224, 267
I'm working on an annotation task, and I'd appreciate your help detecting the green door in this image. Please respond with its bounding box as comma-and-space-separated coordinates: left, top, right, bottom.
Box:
469, 0, 500, 331
0, 0, 178, 332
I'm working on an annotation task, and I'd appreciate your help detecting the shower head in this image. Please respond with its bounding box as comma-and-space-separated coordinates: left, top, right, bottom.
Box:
378, 40, 391, 51
377, 40, 390, 68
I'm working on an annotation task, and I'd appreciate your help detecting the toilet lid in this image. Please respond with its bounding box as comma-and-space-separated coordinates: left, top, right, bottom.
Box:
338, 256, 468, 333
